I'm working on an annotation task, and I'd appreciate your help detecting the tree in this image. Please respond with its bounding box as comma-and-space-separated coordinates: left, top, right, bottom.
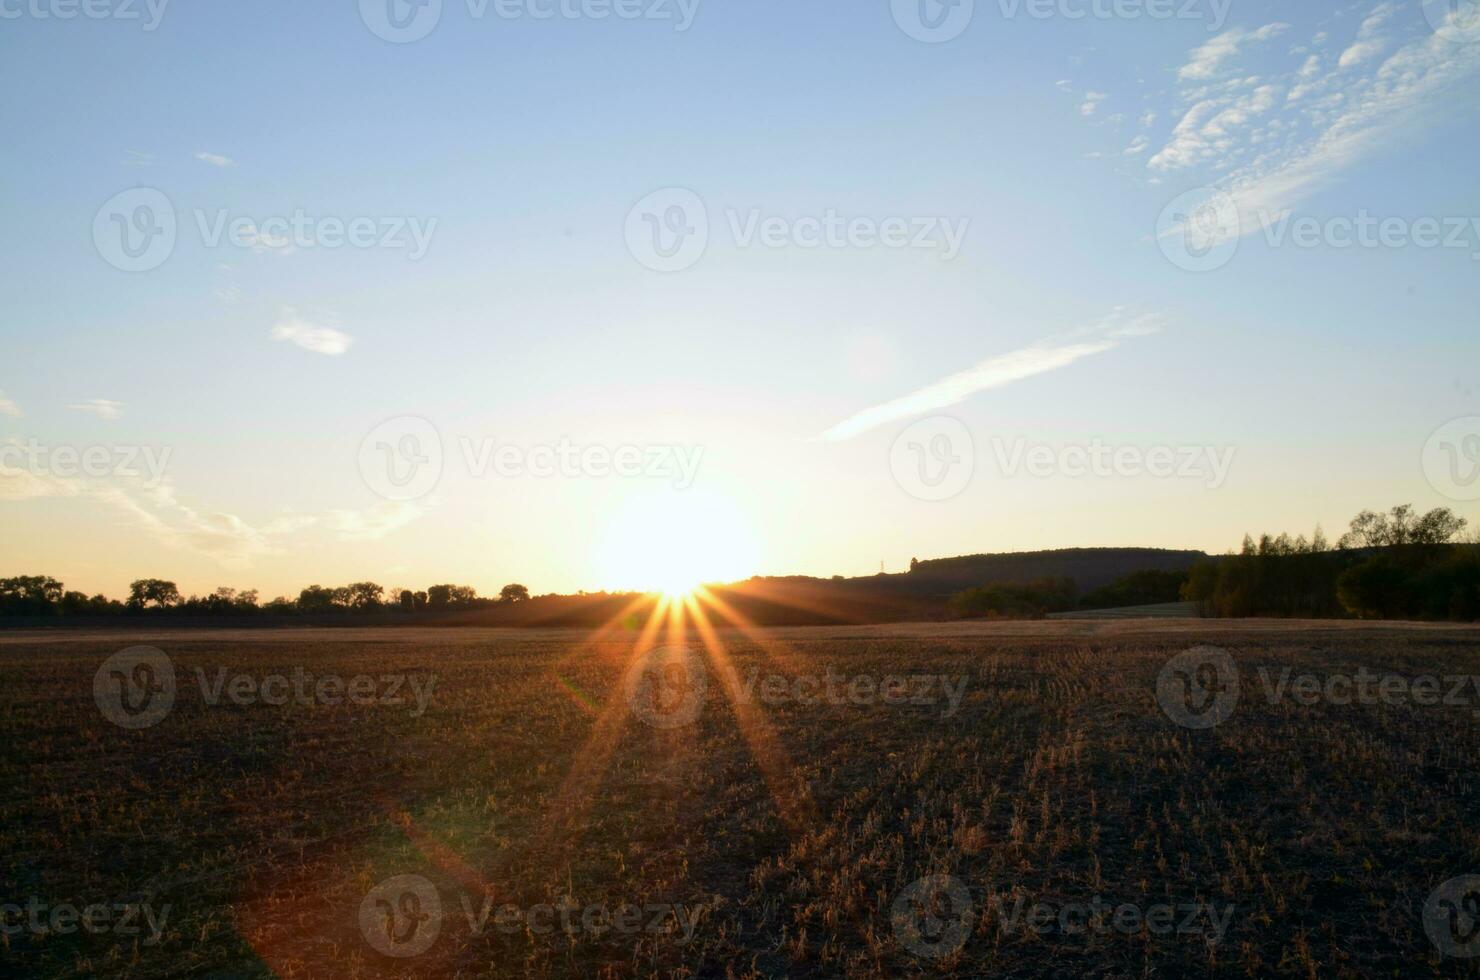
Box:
1339, 505, 1467, 549
427, 584, 476, 609
398, 589, 415, 611
499, 583, 531, 603
297, 585, 339, 612
0, 576, 64, 615
128, 579, 181, 610
1412, 507, 1467, 545
344, 582, 385, 610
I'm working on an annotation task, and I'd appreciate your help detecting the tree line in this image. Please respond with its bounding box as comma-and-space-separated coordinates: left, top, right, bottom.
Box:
0, 577, 533, 621
1181, 504, 1479, 620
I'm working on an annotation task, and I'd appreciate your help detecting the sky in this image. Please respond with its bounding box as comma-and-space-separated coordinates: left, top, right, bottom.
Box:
2, 0, 1479, 600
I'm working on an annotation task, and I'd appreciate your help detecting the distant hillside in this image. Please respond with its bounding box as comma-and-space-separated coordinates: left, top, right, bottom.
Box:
750, 547, 1210, 599
903, 547, 1209, 594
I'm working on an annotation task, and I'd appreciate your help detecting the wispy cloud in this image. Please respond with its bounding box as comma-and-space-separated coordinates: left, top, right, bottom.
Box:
1080, 91, 1108, 116
327, 500, 426, 541
271, 310, 353, 356
69, 399, 124, 420
1143, 3, 1480, 241
819, 310, 1164, 441
195, 151, 233, 167
0, 391, 20, 418
122, 149, 155, 167
1, 436, 423, 564
1178, 22, 1289, 81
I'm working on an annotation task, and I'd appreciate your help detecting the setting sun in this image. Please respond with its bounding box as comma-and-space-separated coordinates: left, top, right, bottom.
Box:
594, 490, 761, 596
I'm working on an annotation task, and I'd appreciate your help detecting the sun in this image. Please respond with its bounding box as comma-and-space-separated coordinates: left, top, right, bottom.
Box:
594, 490, 760, 596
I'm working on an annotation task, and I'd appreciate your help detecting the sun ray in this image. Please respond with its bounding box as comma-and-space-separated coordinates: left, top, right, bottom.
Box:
685, 592, 814, 836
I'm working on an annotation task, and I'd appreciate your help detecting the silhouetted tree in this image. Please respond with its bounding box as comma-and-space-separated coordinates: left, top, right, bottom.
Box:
499, 583, 530, 603
128, 579, 181, 610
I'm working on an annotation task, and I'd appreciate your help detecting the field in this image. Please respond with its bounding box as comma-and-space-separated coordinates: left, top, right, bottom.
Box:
4, 619, 1480, 978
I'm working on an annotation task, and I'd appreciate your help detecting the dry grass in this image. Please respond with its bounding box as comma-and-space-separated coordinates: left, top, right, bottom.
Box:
3, 619, 1480, 978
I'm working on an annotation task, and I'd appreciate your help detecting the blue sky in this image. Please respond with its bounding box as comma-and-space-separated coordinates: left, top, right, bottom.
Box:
2, 0, 1479, 597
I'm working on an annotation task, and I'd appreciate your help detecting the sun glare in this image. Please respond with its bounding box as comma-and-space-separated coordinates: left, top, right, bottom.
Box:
594, 491, 760, 596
